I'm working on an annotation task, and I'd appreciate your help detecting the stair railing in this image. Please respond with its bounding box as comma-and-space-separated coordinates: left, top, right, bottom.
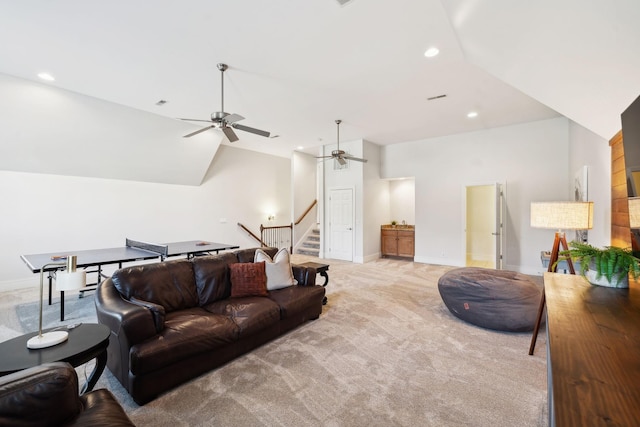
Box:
260, 223, 293, 254
295, 199, 317, 225
237, 223, 267, 246
237, 199, 317, 254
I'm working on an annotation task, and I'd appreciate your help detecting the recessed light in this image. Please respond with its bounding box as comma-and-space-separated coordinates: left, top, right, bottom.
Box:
37, 72, 55, 81
424, 47, 440, 58
297, 146, 304, 150
467, 111, 478, 118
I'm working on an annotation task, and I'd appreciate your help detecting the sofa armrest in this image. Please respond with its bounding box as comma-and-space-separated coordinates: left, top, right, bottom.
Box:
129, 296, 166, 334
96, 278, 159, 345
0, 362, 81, 426
292, 265, 316, 287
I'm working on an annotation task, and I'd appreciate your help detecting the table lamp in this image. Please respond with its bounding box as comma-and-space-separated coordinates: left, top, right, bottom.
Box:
528, 201, 593, 355
26, 255, 86, 349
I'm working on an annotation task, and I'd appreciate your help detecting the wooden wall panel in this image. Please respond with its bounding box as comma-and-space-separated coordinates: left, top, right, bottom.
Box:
610, 130, 632, 248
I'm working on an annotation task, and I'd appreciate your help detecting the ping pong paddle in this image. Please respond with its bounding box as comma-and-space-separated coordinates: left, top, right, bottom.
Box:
50, 255, 68, 261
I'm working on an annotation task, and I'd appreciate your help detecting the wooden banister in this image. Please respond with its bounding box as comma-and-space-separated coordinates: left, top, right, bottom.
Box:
237, 222, 266, 246
294, 199, 317, 226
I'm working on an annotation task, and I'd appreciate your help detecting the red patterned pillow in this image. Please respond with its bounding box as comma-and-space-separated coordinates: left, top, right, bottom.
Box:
229, 262, 268, 297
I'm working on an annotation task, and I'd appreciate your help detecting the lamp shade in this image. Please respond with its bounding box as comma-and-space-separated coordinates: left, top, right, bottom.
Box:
530, 201, 593, 230
629, 197, 640, 229
55, 270, 86, 291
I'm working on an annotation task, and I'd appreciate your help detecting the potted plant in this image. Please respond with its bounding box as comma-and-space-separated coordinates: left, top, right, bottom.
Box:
558, 241, 640, 288
391, 220, 397, 228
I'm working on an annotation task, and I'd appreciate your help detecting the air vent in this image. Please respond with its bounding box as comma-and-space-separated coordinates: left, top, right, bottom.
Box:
427, 94, 447, 101
336, 0, 355, 6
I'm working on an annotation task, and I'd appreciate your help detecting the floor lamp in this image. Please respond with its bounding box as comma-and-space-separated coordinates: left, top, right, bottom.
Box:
528, 201, 593, 355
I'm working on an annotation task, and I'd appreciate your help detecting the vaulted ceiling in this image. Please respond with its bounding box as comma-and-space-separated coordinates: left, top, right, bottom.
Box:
1, 0, 638, 184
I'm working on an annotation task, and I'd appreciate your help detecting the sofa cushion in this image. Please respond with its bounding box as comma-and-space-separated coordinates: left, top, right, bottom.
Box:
268, 285, 326, 318
234, 247, 277, 263
204, 297, 280, 337
192, 252, 238, 305
111, 259, 198, 313
255, 248, 298, 290
129, 308, 239, 375
229, 262, 268, 297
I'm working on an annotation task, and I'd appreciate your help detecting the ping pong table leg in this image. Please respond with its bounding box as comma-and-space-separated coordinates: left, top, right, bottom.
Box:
60, 291, 65, 322
48, 272, 53, 306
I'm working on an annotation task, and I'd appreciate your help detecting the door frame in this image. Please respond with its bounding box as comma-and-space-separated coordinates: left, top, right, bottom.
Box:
462, 181, 506, 269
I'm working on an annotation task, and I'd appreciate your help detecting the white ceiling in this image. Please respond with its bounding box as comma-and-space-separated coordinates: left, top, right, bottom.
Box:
1, 0, 638, 179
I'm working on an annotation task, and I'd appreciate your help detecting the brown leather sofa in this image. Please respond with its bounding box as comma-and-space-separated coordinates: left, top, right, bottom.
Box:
95, 247, 325, 405
0, 362, 135, 427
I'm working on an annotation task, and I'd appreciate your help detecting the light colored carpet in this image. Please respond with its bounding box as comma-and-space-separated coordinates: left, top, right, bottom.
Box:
0, 256, 548, 427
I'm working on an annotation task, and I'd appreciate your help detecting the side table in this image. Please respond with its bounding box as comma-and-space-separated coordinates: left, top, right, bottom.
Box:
0, 323, 110, 394
297, 261, 329, 305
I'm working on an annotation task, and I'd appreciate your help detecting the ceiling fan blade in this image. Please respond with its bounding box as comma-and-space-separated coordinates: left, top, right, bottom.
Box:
315, 155, 334, 159
179, 118, 212, 123
222, 126, 239, 142
342, 155, 368, 163
231, 123, 271, 138
183, 125, 214, 138
223, 113, 245, 124
336, 156, 347, 166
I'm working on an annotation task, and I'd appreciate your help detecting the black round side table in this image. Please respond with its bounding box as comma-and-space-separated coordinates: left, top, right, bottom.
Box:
0, 323, 110, 394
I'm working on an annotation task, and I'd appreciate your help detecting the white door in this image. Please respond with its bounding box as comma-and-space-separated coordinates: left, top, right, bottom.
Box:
465, 183, 504, 269
329, 188, 353, 261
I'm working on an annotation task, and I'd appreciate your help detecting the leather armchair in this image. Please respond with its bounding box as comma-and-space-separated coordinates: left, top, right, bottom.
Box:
0, 362, 134, 427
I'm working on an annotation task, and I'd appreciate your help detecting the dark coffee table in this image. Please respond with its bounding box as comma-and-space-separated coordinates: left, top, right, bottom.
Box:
0, 323, 109, 394
297, 262, 329, 305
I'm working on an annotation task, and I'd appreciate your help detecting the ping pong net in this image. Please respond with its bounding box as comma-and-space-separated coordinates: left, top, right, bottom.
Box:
126, 238, 169, 258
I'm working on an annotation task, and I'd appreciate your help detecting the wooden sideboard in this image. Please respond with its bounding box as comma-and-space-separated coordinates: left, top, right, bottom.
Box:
381, 226, 414, 258
544, 272, 640, 426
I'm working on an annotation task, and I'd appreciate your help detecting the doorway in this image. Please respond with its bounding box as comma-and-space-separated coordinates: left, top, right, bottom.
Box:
329, 188, 354, 261
465, 183, 504, 269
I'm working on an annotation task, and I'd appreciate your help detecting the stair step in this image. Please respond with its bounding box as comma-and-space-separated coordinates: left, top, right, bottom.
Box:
307, 235, 320, 242
297, 248, 319, 256
303, 242, 320, 249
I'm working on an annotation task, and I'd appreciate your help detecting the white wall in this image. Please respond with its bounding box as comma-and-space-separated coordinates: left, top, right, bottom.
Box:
568, 121, 611, 247
389, 179, 415, 225
382, 117, 573, 275
362, 140, 389, 262
0, 145, 291, 291
291, 151, 318, 247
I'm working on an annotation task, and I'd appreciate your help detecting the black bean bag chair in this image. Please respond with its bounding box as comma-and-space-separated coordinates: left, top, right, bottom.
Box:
437, 267, 543, 332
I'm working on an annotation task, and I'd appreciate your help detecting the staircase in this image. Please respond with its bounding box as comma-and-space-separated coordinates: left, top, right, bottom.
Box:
297, 228, 320, 257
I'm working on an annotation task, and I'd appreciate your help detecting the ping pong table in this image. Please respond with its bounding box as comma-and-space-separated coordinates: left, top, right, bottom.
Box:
21, 238, 240, 321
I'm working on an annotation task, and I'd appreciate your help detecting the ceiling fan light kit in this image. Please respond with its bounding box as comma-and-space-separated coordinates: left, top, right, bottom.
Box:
316, 119, 368, 164
180, 63, 271, 142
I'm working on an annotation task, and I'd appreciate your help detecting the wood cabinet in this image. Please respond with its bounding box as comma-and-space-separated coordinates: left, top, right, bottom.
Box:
381, 227, 414, 258
544, 272, 640, 426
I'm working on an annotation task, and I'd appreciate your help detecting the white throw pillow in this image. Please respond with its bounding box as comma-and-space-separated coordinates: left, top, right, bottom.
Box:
254, 248, 298, 290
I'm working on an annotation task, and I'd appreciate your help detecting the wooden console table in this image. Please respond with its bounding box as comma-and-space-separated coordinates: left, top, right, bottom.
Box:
544, 272, 640, 426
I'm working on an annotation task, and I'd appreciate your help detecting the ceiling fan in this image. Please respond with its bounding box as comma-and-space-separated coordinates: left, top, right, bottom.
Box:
180, 63, 270, 142
316, 119, 368, 165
